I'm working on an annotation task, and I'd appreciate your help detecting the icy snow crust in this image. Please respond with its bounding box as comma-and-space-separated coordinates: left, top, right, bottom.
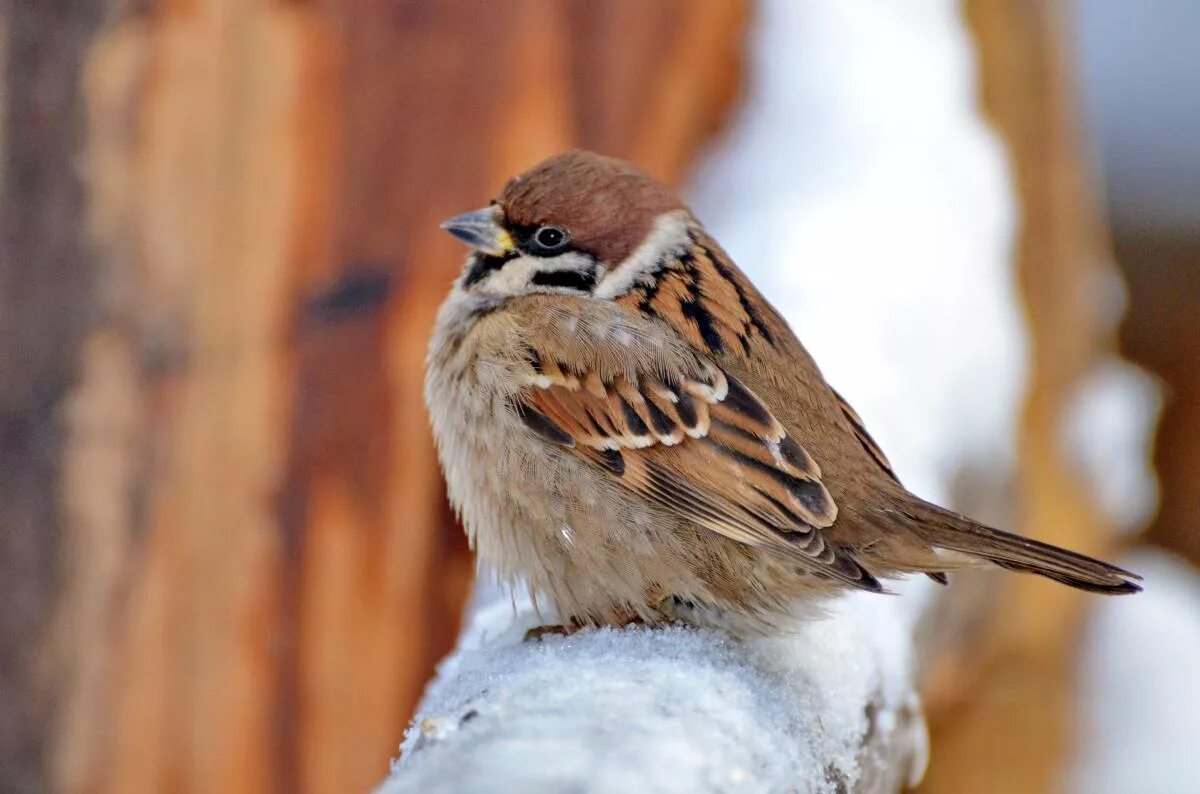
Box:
383, 588, 929, 794
1068, 550, 1200, 794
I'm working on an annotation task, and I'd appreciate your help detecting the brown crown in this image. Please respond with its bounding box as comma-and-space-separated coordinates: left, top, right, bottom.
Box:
497, 150, 686, 266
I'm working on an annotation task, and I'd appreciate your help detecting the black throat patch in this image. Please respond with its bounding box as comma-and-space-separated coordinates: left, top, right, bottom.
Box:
462, 253, 511, 287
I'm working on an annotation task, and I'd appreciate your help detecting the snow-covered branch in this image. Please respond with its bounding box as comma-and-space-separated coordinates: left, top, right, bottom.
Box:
381, 585, 931, 794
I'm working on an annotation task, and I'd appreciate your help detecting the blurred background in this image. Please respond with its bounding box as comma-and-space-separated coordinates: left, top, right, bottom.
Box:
0, 1, 1196, 793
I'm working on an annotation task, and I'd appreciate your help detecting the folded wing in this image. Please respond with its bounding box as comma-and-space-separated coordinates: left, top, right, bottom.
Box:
513, 344, 882, 592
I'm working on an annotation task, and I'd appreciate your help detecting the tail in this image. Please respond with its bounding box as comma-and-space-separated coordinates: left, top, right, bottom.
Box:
901, 500, 1142, 595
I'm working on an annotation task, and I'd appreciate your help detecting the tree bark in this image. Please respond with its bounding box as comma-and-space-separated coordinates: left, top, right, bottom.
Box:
0, 2, 748, 793
1, 4, 105, 792
1118, 231, 1200, 566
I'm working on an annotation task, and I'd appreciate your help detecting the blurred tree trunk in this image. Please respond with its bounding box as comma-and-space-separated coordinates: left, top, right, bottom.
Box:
919, 2, 1131, 792
0, 1, 747, 793
1, 4, 106, 793
1118, 231, 1200, 567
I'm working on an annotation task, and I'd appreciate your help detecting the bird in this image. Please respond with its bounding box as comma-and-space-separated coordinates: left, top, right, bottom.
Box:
425, 149, 1141, 634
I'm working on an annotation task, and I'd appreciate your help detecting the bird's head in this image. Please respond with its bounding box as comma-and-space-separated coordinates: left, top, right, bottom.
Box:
441, 150, 692, 301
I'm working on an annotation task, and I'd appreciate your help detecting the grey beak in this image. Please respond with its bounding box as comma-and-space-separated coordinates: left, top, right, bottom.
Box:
440, 207, 515, 257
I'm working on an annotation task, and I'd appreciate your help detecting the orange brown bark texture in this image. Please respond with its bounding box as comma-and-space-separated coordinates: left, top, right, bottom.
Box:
0, 2, 748, 793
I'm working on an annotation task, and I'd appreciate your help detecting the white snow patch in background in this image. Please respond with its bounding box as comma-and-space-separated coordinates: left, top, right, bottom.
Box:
1068, 549, 1200, 793
382, 584, 929, 794
688, 0, 1025, 506
1063, 362, 1161, 531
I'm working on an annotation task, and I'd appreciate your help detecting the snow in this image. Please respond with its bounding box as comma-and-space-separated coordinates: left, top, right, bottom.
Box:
687, 0, 1025, 505
1068, 549, 1200, 793
1063, 361, 1161, 531
382, 586, 929, 794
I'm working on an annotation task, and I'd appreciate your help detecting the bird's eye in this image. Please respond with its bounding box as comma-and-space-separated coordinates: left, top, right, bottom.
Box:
532, 225, 569, 253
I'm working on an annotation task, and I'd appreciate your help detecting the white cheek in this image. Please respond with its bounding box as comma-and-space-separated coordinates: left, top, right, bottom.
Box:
550, 251, 597, 273
594, 209, 693, 299
481, 256, 538, 295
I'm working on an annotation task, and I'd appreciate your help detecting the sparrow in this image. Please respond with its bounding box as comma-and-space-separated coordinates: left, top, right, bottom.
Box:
425, 150, 1141, 633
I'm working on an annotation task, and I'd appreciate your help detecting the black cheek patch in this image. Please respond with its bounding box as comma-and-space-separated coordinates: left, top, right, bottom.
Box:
530, 268, 597, 291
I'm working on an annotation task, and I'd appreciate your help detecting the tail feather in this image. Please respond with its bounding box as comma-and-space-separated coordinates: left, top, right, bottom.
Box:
901, 500, 1142, 595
